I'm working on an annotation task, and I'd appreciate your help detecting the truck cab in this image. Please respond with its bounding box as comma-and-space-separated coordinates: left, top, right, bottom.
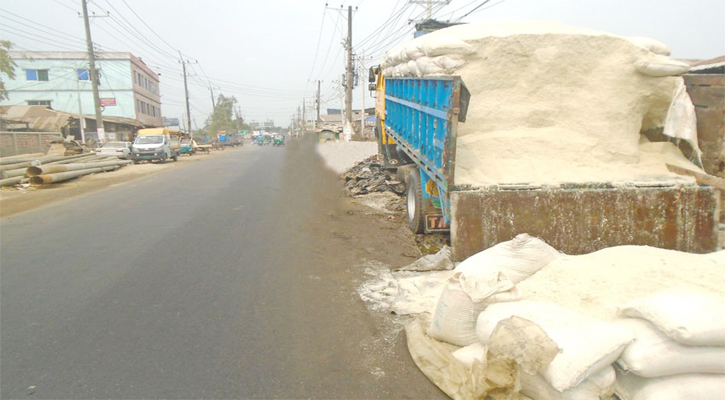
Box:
131, 128, 181, 163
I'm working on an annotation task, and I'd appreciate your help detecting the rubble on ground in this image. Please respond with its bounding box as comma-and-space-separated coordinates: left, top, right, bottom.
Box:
341, 155, 406, 196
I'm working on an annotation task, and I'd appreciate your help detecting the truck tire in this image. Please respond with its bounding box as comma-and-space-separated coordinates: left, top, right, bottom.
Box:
406, 170, 426, 234
173, 153, 179, 162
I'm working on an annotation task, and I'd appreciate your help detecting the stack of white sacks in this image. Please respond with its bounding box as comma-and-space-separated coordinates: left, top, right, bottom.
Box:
614, 292, 725, 399
425, 234, 725, 399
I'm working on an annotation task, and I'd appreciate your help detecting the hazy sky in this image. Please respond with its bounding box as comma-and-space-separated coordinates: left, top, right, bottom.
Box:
1, 0, 723, 129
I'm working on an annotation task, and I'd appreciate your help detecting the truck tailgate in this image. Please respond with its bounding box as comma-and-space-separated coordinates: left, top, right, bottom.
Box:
451, 183, 719, 260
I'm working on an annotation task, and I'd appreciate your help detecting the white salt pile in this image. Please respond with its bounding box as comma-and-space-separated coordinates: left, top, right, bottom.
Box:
517, 246, 725, 321
381, 21, 700, 186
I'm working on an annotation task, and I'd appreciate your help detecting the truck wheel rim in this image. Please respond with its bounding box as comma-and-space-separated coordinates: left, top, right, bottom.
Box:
407, 185, 416, 222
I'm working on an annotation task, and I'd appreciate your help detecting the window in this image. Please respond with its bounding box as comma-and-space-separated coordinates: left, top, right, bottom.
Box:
77, 69, 90, 80
26, 69, 49, 81
27, 100, 51, 106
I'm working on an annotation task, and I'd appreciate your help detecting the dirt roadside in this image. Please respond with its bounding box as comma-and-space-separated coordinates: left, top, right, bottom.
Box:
0, 148, 241, 218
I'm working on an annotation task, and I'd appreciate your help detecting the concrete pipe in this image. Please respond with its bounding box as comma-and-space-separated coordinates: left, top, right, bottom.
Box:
0, 168, 27, 179
29, 166, 120, 185
0, 154, 93, 172
0, 161, 34, 172
0, 176, 29, 187
0, 153, 45, 165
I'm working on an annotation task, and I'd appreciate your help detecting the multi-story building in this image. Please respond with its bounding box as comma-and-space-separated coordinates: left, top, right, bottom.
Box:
1, 51, 162, 129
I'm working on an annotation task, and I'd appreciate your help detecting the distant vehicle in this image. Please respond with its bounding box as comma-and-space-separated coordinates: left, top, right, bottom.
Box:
131, 128, 181, 163
220, 133, 243, 147
318, 129, 339, 142
94, 141, 132, 159
180, 138, 196, 155
273, 134, 285, 147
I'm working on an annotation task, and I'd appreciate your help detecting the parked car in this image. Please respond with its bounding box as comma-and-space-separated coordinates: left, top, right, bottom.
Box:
94, 141, 132, 159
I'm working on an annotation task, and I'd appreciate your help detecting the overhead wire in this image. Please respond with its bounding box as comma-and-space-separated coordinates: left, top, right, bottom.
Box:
305, 4, 329, 82
453, 0, 492, 21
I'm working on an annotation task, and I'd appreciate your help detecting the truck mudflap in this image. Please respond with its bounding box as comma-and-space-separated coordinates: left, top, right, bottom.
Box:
450, 183, 720, 261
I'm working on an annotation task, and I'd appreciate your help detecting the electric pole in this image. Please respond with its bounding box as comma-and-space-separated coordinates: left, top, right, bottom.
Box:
360, 51, 366, 136
302, 99, 306, 132
409, 0, 450, 19
81, 0, 104, 141
345, 5, 353, 127
179, 51, 192, 137
233, 106, 240, 133
209, 83, 216, 109
75, 75, 85, 143
316, 80, 321, 130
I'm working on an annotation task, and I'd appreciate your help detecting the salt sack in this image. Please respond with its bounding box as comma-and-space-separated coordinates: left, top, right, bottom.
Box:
616, 318, 725, 377
476, 300, 634, 392
427, 234, 557, 346
454, 233, 560, 284
427, 270, 518, 346
451, 342, 486, 369
620, 290, 725, 346
614, 365, 725, 400
382, 21, 701, 186
520, 366, 616, 400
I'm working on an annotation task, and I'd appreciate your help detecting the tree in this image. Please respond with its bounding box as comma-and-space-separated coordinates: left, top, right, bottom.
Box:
0, 40, 17, 101
205, 94, 237, 135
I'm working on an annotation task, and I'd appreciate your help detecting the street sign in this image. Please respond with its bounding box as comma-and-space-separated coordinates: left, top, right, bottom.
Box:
100, 98, 116, 106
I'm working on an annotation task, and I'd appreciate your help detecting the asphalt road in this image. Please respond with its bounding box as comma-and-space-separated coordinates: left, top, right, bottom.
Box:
0, 138, 444, 399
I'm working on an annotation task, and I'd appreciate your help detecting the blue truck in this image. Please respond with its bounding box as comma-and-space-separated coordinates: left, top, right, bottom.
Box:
219, 133, 243, 147
371, 71, 719, 260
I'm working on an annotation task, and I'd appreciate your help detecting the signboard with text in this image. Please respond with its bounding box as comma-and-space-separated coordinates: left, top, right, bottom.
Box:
163, 117, 180, 127
100, 98, 116, 106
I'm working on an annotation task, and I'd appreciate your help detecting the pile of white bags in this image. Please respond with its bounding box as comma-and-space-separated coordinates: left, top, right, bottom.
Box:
414, 233, 725, 399
427, 234, 560, 346
476, 300, 632, 397
614, 291, 725, 399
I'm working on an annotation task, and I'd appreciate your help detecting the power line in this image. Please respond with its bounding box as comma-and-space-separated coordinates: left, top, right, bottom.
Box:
306, 4, 329, 82
453, 0, 492, 21
120, 0, 179, 53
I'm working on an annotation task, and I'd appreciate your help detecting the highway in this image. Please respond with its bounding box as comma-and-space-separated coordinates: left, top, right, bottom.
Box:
0, 137, 444, 399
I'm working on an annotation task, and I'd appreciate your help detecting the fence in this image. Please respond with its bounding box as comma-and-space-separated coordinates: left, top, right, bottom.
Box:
0, 131, 63, 157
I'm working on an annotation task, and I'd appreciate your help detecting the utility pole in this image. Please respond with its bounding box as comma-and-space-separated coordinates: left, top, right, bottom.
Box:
302, 99, 306, 132
345, 5, 353, 127
409, 0, 449, 19
338, 79, 344, 127
233, 106, 240, 133
316, 80, 321, 130
81, 0, 104, 141
179, 51, 192, 137
360, 51, 366, 136
209, 83, 216, 109
75, 75, 85, 143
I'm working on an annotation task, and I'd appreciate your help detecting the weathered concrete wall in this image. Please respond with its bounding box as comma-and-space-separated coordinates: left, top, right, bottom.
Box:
685, 74, 725, 176
450, 184, 719, 260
